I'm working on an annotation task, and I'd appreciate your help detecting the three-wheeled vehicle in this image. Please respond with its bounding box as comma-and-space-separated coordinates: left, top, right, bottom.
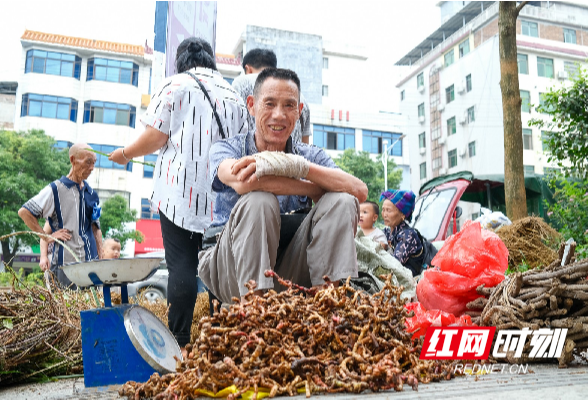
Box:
411, 171, 553, 242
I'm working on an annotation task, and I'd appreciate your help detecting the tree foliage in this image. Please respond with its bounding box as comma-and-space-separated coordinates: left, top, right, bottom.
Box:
100, 195, 144, 250
333, 149, 402, 205
0, 130, 70, 266
529, 66, 588, 179
544, 174, 588, 260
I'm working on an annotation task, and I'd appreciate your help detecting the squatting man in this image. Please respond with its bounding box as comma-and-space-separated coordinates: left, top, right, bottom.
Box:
198, 68, 368, 304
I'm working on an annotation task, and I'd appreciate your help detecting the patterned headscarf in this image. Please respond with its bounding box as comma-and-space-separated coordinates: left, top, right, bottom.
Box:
380, 190, 417, 222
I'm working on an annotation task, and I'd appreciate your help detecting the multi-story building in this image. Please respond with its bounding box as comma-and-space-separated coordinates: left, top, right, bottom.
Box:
226, 25, 411, 189
0, 82, 17, 130
396, 1, 588, 200
15, 30, 155, 255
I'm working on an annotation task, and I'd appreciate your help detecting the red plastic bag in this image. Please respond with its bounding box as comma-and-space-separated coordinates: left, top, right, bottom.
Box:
416, 221, 508, 316
404, 302, 476, 340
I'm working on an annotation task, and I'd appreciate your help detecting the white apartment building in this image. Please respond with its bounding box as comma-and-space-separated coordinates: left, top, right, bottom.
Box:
396, 1, 588, 195
15, 30, 156, 255
223, 25, 410, 189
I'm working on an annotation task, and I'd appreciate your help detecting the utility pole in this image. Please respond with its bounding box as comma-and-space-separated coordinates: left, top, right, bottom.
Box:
382, 135, 405, 192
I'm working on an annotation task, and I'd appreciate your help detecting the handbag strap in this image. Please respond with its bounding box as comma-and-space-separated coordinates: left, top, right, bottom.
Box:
183, 71, 226, 140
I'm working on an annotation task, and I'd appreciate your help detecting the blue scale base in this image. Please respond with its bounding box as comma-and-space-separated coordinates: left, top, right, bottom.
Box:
81, 304, 158, 387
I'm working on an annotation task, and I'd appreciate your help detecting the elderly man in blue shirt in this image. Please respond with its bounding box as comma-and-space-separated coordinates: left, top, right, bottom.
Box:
198, 68, 368, 304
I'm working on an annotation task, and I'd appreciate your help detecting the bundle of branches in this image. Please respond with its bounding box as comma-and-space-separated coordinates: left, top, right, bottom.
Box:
475, 246, 588, 366
0, 277, 95, 385
120, 272, 459, 400
494, 216, 561, 269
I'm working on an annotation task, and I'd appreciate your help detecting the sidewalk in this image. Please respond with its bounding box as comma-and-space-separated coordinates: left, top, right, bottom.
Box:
1, 362, 586, 400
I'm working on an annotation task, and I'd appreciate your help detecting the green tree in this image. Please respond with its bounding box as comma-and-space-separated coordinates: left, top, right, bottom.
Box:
333, 149, 402, 205
100, 195, 144, 250
529, 67, 588, 179
0, 130, 70, 267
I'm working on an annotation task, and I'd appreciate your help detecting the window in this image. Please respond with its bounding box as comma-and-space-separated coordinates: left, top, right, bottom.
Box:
323, 57, 329, 69
541, 131, 552, 152
447, 117, 456, 135
417, 72, 424, 89
448, 149, 457, 168
420, 163, 426, 179
538, 93, 555, 114
520, 90, 530, 113
143, 154, 158, 178
466, 74, 472, 92
445, 84, 454, 103
418, 132, 426, 148
468, 141, 476, 157
141, 198, 160, 220
313, 124, 354, 150
322, 85, 329, 97
87, 58, 139, 86
467, 106, 475, 123
521, 21, 538, 37
444, 49, 454, 67
517, 54, 528, 75
522, 128, 533, 150
362, 130, 402, 156
418, 103, 425, 118
54, 140, 72, 151
89, 143, 132, 171
20, 94, 78, 122
459, 39, 470, 57
83, 101, 136, 128
524, 165, 535, 174
564, 61, 579, 79
25, 50, 82, 79
400, 90, 405, 101
564, 28, 576, 44
537, 57, 554, 78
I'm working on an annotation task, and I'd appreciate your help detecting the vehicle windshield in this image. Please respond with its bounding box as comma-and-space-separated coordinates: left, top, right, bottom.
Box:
411, 188, 457, 241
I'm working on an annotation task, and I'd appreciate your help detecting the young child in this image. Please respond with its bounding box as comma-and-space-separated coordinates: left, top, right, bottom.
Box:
102, 238, 121, 259
359, 201, 387, 247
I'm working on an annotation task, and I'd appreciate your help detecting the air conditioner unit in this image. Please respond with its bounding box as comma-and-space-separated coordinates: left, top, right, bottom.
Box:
459, 147, 467, 157
437, 103, 445, 112
419, 115, 426, 123
419, 147, 426, 155
459, 115, 467, 124
438, 136, 446, 145
557, 70, 569, 80
418, 85, 426, 94
439, 168, 447, 175
457, 84, 466, 94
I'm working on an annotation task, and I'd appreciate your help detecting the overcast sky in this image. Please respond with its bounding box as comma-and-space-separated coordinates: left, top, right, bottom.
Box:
0, 0, 441, 82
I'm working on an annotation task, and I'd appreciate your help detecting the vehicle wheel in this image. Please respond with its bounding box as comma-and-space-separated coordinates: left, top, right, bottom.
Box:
139, 287, 165, 303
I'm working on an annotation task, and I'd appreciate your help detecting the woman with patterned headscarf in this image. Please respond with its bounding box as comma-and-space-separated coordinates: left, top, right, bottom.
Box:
380, 190, 427, 276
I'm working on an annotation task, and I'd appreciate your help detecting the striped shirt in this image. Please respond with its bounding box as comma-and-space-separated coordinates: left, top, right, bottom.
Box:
141, 67, 248, 233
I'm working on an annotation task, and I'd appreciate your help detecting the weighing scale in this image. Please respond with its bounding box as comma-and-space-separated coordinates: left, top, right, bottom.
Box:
61, 258, 182, 387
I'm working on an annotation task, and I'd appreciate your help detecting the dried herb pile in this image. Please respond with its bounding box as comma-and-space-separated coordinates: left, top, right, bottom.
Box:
120, 272, 459, 400
494, 216, 561, 269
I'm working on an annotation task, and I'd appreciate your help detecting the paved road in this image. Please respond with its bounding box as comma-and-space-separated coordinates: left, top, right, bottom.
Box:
1, 362, 587, 400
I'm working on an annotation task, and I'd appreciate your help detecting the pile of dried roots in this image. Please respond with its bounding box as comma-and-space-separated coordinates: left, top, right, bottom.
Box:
0, 278, 94, 385
495, 216, 561, 269
120, 272, 459, 400
0, 271, 210, 385
475, 243, 588, 366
